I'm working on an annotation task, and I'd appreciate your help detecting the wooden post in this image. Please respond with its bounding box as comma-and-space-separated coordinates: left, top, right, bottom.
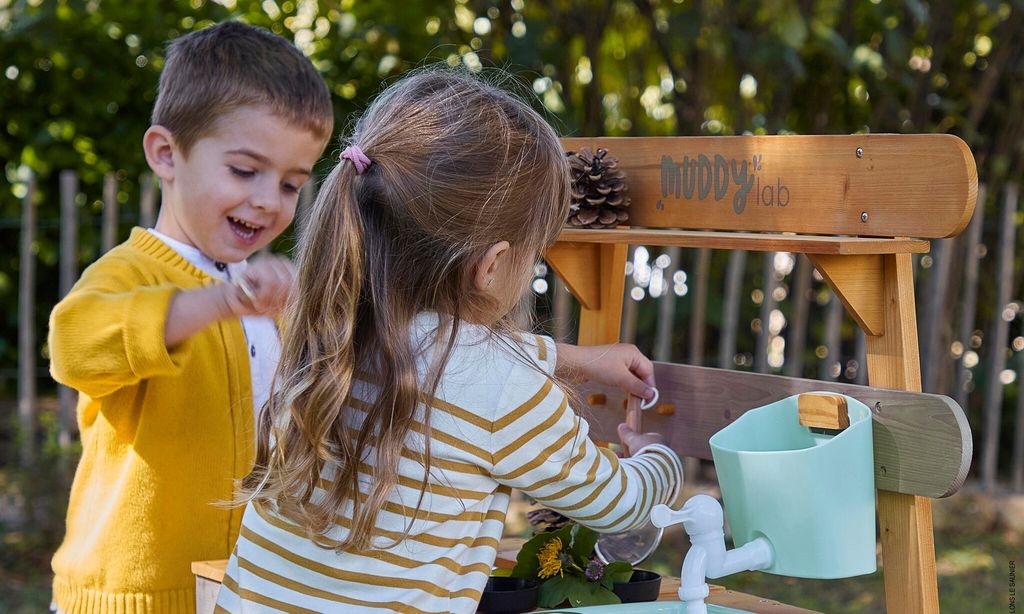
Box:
139, 172, 158, 228
920, 238, 954, 392
18, 172, 37, 465
954, 184, 986, 413
718, 250, 746, 369
102, 173, 118, 253
58, 170, 79, 450
784, 254, 812, 378
688, 248, 710, 366
865, 253, 940, 614
981, 182, 1018, 493
546, 242, 628, 347
654, 246, 681, 362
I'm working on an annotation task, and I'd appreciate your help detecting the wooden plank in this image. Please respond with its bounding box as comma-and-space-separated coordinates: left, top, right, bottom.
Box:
810, 254, 884, 336
557, 227, 929, 255
192, 559, 227, 582
707, 589, 822, 613
865, 252, 939, 614
17, 172, 36, 466
575, 362, 971, 499
562, 134, 976, 238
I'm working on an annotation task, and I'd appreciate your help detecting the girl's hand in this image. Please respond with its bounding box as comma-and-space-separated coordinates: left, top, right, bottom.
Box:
221, 255, 296, 318
617, 423, 667, 456
555, 342, 657, 401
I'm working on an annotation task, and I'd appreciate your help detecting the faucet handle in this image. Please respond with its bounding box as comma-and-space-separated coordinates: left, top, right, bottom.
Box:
650, 503, 691, 529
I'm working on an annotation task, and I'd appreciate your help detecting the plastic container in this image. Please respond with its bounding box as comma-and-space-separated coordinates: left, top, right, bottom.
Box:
709, 392, 876, 579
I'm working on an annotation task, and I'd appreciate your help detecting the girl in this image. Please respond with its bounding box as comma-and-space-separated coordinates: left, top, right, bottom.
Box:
215, 69, 683, 614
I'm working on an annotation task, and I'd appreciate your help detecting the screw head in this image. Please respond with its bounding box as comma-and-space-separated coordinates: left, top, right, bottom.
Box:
861, 211, 869, 222
856, 147, 864, 158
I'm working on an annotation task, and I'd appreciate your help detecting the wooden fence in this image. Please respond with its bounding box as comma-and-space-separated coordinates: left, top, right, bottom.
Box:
11, 170, 1024, 492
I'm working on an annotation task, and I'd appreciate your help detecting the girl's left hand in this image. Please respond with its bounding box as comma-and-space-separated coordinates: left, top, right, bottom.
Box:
555, 342, 657, 401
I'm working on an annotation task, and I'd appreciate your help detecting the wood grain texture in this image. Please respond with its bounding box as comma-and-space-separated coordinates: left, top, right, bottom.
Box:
575, 242, 628, 345
557, 227, 929, 255
545, 242, 603, 310
810, 253, 885, 335
798, 393, 850, 430
865, 253, 939, 613
574, 362, 971, 499
562, 134, 976, 238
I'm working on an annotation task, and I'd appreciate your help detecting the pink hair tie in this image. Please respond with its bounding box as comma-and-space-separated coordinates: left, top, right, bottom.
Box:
340, 145, 372, 174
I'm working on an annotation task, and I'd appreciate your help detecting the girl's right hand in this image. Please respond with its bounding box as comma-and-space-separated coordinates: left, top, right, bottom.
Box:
222, 255, 295, 317
617, 423, 668, 456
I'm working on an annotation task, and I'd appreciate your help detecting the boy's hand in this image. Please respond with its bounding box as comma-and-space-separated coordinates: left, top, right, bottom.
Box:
555, 342, 657, 402
222, 255, 295, 317
617, 423, 667, 456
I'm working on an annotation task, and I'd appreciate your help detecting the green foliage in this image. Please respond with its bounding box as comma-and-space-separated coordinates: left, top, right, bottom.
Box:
510, 523, 631, 607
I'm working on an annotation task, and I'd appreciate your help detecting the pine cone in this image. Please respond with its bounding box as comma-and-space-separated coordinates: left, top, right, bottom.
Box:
526, 507, 572, 531
566, 147, 630, 228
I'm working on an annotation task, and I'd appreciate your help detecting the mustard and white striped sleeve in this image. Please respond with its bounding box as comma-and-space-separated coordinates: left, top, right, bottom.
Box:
487, 339, 683, 533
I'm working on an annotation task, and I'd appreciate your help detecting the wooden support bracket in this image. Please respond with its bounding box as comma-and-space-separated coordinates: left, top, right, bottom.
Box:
809, 253, 887, 336
545, 241, 628, 345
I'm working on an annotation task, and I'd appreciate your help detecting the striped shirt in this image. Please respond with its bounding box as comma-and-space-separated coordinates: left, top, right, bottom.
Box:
215, 312, 683, 614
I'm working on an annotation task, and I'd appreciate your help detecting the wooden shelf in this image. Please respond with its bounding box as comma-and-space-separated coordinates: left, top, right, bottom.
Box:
557, 228, 929, 255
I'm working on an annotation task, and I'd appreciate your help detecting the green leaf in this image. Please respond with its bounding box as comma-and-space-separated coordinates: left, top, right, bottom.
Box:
569, 524, 599, 566
490, 567, 512, 577
567, 580, 621, 606
603, 560, 634, 585
537, 574, 574, 608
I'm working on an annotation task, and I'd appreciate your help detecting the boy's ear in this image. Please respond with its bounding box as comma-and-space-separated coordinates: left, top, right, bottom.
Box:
143, 125, 178, 182
473, 241, 511, 293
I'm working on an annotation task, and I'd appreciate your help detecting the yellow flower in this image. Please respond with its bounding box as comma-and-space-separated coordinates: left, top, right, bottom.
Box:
537, 536, 564, 579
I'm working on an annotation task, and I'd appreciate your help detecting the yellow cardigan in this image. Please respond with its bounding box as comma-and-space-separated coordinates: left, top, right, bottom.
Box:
49, 228, 256, 614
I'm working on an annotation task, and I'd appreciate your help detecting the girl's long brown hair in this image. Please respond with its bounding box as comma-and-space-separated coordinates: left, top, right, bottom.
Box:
241, 69, 570, 551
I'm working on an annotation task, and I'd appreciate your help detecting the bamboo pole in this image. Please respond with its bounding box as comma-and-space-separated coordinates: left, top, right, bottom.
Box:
1013, 347, 1024, 491
58, 170, 79, 450
102, 173, 118, 253
855, 328, 868, 385
981, 182, 1018, 493
18, 172, 37, 465
620, 246, 639, 345
754, 252, 777, 373
653, 246, 681, 362
139, 172, 157, 228
920, 238, 954, 392
955, 184, 986, 413
718, 250, 746, 369
819, 292, 843, 380
552, 275, 573, 344
688, 248, 710, 366
784, 254, 812, 378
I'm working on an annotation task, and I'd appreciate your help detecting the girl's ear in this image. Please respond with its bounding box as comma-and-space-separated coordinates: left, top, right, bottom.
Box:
143, 125, 179, 182
473, 241, 511, 293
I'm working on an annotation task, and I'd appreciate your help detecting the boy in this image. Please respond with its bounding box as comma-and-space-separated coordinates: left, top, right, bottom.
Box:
48, 21, 332, 613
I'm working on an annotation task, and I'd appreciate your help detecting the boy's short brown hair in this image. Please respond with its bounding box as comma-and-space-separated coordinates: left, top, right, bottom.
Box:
152, 21, 333, 155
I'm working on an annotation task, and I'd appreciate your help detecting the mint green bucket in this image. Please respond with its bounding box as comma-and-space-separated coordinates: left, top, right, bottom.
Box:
709, 393, 876, 579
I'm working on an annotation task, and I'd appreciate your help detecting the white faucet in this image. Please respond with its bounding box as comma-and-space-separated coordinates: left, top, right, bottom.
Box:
651, 494, 775, 614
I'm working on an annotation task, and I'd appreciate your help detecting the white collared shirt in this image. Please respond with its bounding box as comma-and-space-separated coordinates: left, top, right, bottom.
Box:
147, 229, 281, 433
